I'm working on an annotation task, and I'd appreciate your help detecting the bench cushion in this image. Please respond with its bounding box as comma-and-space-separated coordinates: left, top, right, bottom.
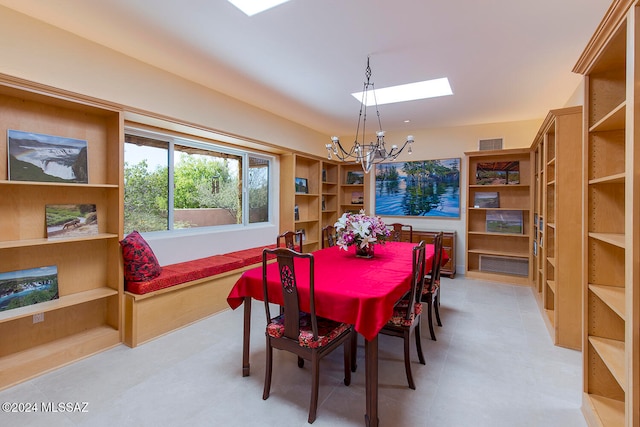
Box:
226, 244, 277, 267
126, 255, 244, 295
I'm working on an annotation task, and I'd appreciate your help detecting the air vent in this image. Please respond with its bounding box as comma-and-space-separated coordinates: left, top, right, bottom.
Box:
478, 138, 503, 151
479, 255, 528, 277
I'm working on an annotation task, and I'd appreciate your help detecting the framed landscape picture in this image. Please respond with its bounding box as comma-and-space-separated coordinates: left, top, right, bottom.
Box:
476, 161, 519, 185
0, 265, 59, 312
346, 170, 364, 185
294, 177, 308, 193
486, 210, 523, 234
374, 158, 460, 217
351, 191, 364, 205
46, 204, 98, 239
8, 130, 88, 183
473, 191, 500, 208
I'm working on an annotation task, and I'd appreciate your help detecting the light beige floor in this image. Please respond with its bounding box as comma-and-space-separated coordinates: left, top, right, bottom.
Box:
0, 277, 586, 427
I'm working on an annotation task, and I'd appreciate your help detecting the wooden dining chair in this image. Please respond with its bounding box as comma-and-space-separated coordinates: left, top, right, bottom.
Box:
261, 247, 355, 424
379, 240, 426, 390
388, 223, 413, 242
276, 230, 303, 252
321, 225, 337, 248
421, 231, 444, 341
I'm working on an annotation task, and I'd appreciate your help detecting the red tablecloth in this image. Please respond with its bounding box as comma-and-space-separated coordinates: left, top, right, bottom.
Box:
227, 241, 440, 341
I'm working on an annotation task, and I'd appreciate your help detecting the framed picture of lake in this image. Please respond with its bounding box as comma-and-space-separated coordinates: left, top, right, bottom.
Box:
0, 265, 59, 312
46, 204, 98, 239
374, 158, 461, 217
8, 130, 88, 183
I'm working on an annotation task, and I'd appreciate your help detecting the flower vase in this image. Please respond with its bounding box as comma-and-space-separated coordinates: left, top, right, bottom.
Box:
355, 245, 374, 259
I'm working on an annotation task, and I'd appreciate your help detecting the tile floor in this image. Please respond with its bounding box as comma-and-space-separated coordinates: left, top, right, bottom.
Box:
0, 277, 586, 427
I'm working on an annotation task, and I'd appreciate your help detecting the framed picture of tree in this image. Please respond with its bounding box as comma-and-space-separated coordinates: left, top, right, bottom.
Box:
374, 158, 461, 217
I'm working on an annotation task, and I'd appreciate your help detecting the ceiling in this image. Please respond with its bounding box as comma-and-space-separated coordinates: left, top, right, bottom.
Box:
0, 0, 613, 136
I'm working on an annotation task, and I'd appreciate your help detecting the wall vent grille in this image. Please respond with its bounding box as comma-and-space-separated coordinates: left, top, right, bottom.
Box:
479, 255, 528, 276
478, 138, 503, 151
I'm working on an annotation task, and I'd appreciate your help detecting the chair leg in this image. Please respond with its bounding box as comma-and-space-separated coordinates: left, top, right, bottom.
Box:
263, 340, 273, 400
343, 338, 352, 386
403, 331, 416, 390
309, 352, 320, 424
434, 291, 442, 327
415, 321, 425, 365
427, 298, 437, 341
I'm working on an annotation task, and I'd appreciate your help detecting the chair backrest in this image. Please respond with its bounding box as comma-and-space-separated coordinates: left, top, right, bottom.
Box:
389, 223, 413, 242
401, 240, 426, 321
322, 225, 337, 248
425, 232, 444, 292
276, 230, 303, 253
262, 247, 320, 340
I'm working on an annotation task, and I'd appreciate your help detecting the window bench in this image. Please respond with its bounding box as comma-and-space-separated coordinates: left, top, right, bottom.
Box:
123, 245, 275, 348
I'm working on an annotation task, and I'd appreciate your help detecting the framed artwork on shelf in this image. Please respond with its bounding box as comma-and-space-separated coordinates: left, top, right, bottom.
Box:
473, 191, 500, 208
295, 177, 308, 194
322, 169, 327, 182
346, 171, 364, 184
476, 161, 519, 185
8, 129, 89, 183
46, 204, 98, 239
294, 204, 299, 221
351, 191, 364, 205
296, 228, 306, 242
0, 265, 59, 312
374, 158, 460, 218
486, 210, 523, 234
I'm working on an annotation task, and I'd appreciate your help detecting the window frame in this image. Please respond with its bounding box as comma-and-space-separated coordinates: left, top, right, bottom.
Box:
124, 127, 275, 236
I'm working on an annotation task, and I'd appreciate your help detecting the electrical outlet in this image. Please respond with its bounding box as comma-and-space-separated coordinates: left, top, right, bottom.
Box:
33, 313, 44, 323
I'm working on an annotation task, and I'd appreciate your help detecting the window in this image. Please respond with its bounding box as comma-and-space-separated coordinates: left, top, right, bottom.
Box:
124, 131, 272, 234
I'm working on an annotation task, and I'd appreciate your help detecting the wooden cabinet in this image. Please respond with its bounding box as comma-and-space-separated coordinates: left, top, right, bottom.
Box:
464, 148, 533, 286
321, 161, 339, 230
338, 163, 367, 214
0, 80, 123, 390
280, 153, 323, 252
412, 231, 456, 278
530, 106, 583, 350
573, 2, 639, 425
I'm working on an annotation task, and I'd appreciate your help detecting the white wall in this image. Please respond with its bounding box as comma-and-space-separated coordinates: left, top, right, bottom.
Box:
0, 6, 572, 270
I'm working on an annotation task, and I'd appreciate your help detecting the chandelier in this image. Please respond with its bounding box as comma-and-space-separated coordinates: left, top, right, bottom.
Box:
326, 57, 414, 173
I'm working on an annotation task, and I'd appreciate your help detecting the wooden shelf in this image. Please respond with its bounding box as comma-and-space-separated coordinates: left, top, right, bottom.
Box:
589, 284, 625, 320
467, 248, 529, 258
590, 336, 626, 391
547, 280, 556, 293
0, 233, 118, 250
0, 78, 123, 390
588, 232, 625, 248
589, 101, 626, 132
589, 173, 626, 185
0, 180, 119, 189
0, 326, 120, 390
583, 394, 625, 427
0, 287, 118, 324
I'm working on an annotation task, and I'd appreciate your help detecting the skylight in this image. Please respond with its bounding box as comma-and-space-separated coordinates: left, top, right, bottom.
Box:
352, 77, 453, 106
228, 0, 292, 16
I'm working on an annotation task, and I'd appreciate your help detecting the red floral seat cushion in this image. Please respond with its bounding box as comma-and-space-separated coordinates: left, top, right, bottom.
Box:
120, 231, 162, 283
266, 312, 351, 348
422, 278, 440, 295
387, 301, 422, 327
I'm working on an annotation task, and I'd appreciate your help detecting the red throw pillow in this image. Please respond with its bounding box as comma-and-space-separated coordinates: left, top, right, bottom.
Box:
119, 231, 162, 282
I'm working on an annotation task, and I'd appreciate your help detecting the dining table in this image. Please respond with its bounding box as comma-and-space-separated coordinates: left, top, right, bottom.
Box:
226, 241, 443, 427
